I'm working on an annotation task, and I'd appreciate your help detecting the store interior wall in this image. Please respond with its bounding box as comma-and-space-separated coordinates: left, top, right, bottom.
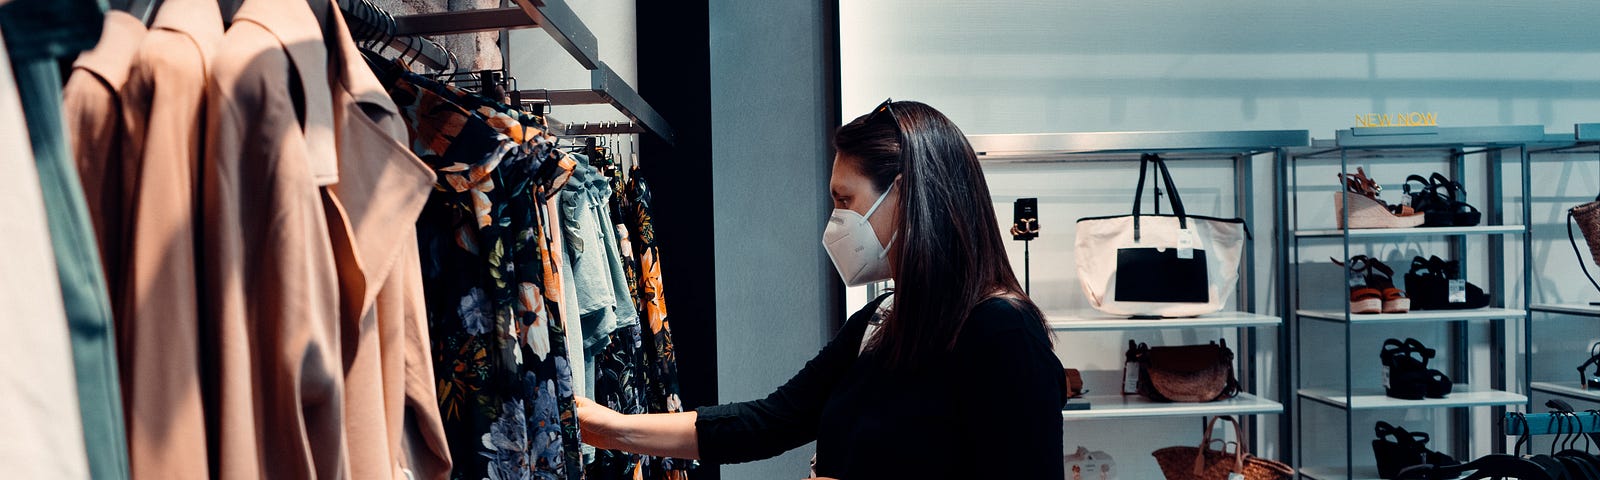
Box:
842, 0, 1600, 478
705, 0, 842, 479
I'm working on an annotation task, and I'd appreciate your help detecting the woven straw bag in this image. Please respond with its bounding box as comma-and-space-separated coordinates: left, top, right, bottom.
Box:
1569, 196, 1600, 292
1152, 416, 1294, 480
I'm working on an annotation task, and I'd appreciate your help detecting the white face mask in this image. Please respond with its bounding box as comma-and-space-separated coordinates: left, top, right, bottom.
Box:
823, 185, 897, 286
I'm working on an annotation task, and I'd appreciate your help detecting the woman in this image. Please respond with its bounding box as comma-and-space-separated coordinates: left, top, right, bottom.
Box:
576, 100, 1066, 479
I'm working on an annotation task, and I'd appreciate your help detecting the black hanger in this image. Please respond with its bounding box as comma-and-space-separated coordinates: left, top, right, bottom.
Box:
218, 0, 242, 25
1400, 413, 1557, 480
1553, 412, 1600, 480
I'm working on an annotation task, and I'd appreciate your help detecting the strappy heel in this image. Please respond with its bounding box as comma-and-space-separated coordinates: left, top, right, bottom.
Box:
1401, 173, 1482, 227
1373, 421, 1459, 479
1335, 168, 1426, 229
1403, 255, 1490, 310
1335, 256, 1410, 314
1380, 338, 1453, 400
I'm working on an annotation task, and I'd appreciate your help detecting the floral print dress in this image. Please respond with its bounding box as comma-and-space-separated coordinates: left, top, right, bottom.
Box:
591, 174, 692, 480
380, 64, 583, 480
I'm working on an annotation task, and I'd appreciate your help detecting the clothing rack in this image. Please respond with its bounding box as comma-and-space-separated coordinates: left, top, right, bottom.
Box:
394, 0, 676, 145
1505, 411, 1600, 436
338, 0, 454, 71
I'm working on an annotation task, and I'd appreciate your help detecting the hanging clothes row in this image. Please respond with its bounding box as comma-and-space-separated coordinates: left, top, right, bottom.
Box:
0, 0, 688, 478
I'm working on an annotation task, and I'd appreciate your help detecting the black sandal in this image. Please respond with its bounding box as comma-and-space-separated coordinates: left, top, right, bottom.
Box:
1374, 421, 1459, 479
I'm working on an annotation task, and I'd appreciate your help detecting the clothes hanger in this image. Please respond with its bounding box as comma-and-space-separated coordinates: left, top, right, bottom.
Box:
1400, 414, 1556, 480
1553, 411, 1600, 479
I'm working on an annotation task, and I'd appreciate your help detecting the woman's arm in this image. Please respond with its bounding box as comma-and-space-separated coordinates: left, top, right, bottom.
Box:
578, 300, 880, 464
576, 397, 700, 459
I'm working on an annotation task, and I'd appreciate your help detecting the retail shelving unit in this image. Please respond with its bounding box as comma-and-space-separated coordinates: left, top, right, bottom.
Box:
968, 129, 1308, 452
1526, 123, 1600, 406
1281, 126, 1541, 480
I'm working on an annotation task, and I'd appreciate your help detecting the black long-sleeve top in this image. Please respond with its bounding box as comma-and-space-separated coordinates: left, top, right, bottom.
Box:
695, 296, 1066, 479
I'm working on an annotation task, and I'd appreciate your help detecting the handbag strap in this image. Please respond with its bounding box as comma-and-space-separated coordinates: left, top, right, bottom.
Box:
1569, 209, 1600, 294
1131, 154, 1191, 241
1193, 416, 1246, 475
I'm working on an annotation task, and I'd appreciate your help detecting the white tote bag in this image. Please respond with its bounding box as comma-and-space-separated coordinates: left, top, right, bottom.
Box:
1075, 154, 1246, 317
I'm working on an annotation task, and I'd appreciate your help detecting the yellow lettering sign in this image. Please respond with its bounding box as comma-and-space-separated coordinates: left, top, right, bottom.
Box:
1353, 112, 1438, 127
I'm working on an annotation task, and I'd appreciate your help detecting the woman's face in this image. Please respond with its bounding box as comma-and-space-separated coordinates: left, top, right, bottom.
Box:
829, 154, 899, 250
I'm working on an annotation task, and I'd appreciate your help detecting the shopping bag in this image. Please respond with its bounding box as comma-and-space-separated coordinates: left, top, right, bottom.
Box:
1075, 154, 1246, 317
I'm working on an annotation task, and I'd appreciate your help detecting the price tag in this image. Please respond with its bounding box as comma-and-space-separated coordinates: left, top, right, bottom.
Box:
1176, 228, 1196, 260
1229, 473, 1246, 480
1123, 362, 1141, 394
1449, 279, 1467, 304
1382, 366, 1392, 389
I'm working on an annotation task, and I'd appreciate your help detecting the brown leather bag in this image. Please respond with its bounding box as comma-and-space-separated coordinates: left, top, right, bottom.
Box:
1128, 339, 1240, 402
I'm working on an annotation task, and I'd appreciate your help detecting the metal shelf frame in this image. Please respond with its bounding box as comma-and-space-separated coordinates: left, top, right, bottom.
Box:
1280, 125, 1536, 479
1525, 123, 1600, 411
391, 0, 676, 145
968, 129, 1308, 454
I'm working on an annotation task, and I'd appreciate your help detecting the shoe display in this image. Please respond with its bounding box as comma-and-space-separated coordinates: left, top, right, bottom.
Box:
1336, 168, 1427, 229
1404, 255, 1491, 310
1402, 173, 1482, 227
1335, 255, 1410, 314
1373, 421, 1459, 479
1380, 338, 1453, 400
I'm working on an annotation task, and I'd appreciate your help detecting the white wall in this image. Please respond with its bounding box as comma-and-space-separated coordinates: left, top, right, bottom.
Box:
843, 1, 1600, 478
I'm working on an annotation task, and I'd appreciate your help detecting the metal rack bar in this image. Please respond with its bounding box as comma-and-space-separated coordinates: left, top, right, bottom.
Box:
517, 0, 599, 70
391, 0, 675, 145
1333, 125, 1545, 148
1505, 412, 1600, 436
393, 7, 531, 36
514, 63, 676, 144
968, 130, 1309, 161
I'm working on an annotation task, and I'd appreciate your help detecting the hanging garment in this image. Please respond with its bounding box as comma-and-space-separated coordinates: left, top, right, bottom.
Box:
87, 1, 222, 476
321, 7, 451, 480
382, 65, 584, 480
0, 1, 132, 478
0, 22, 92, 480
561, 159, 629, 361
62, 11, 144, 285
552, 185, 594, 466
203, 0, 460, 477
621, 175, 692, 479
588, 173, 653, 478
203, 1, 348, 476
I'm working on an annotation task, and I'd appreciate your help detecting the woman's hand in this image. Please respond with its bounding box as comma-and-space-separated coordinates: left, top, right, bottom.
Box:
575, 396, 701, 459
576, 396, 630, 451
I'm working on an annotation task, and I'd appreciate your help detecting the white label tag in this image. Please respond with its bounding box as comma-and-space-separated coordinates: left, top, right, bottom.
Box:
1176, 229, 1196, 260
1229, 473, 1246, 480
1123, 362, 1141, 394
1449, 279, 1467, 304
1382, 366, 1392, 389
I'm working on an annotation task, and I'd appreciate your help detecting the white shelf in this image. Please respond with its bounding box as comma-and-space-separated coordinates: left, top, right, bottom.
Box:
1298, 385, 1526, 410
1531, 381, 1600, 402
1047, 310, 1280, 331
1294, 224, 1526, 238
1296, 308, 1525, 324
1531, 303, 1600, 318
1060, 393, 1282, 420
1298, 466, 1383, 480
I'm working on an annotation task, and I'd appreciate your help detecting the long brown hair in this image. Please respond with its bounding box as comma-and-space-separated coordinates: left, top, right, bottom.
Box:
834, 100, 1047, 370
